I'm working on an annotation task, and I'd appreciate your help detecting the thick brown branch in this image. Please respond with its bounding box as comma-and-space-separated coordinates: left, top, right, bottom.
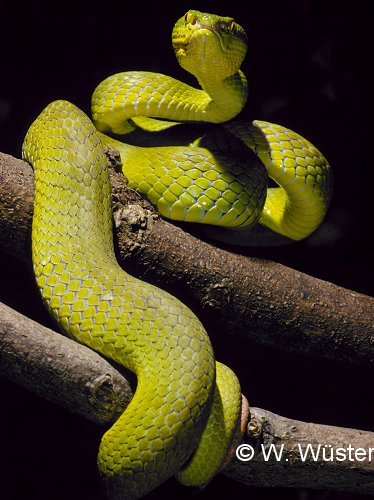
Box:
225, 407, 374, 495
0, 300, 372, 495
0, 151, 373, 365
0, 300, 132, 425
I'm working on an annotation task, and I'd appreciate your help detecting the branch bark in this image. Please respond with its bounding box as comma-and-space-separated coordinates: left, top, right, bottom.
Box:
0, 300, 132, 425
1, 151, 373, 365
0, 300, 372, 495
225, 407, 374, 495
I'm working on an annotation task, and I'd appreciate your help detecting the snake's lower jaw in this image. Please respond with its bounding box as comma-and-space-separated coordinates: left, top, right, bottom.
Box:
173, 30, 210, 69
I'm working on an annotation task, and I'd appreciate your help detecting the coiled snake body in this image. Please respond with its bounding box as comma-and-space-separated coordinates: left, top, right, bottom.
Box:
22, 10, 332, 500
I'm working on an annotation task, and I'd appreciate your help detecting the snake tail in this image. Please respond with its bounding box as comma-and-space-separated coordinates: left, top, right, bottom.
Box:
176, 361, 242, 486
23, 100, 224, 499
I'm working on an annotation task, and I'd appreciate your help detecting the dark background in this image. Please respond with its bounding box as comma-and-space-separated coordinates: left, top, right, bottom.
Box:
0, 1, 372, 499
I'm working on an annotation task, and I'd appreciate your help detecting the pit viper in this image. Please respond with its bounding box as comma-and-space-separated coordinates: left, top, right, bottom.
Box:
22, 9, 332, 500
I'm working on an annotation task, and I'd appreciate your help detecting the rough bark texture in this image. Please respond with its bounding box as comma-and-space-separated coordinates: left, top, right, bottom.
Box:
225, 407, 374, 495
0, 299, 372, 495
1, 151, 373, 366
0, 152, 34, 261
0, 300, 133, 425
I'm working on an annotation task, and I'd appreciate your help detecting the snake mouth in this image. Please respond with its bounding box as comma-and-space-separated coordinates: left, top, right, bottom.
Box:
173, 25, 228, 56
173, 11, 236, 52
172, 26, 207, 49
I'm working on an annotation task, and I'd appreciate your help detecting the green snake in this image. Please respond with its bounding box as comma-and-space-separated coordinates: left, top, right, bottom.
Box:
22, 9, 332, 500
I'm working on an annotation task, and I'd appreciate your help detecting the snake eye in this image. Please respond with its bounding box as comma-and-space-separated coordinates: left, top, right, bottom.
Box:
185, 12, 197, 25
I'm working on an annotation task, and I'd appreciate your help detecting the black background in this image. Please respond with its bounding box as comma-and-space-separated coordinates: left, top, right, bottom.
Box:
0, 1, 372, 499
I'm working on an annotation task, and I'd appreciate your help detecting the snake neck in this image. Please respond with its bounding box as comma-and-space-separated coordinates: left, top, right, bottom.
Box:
91, 69, 248, 134
196, 69, 248, 121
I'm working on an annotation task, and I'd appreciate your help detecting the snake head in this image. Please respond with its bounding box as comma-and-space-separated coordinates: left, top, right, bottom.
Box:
172, 10, 247, 81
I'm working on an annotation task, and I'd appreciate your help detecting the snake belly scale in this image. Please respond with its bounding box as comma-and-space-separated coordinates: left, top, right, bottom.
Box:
22, 8, 332, 500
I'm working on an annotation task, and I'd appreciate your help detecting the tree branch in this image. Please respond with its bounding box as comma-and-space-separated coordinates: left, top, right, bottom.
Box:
0, 300, 133, 426
1, 151, 373, 365
225, 407, 374, 495
0, 300, 372, 495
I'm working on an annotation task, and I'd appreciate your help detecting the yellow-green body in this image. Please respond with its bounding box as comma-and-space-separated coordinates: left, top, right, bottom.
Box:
226, 120, 332, 240
99, 129, 267, 229
23, 8, 332, 500
92, 9, 331, 242
23, 101, 241, 498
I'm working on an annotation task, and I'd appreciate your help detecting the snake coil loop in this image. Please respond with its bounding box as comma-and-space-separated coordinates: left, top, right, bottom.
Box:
23, 9, 332, 500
